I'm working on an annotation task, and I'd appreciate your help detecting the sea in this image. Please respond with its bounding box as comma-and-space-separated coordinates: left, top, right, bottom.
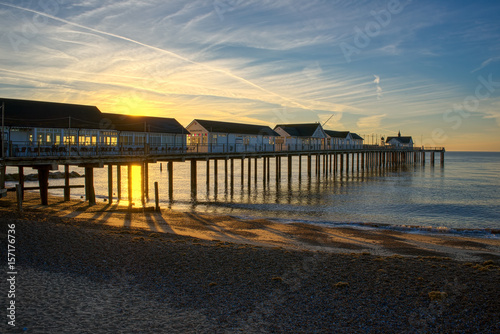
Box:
5, 151, 500, 237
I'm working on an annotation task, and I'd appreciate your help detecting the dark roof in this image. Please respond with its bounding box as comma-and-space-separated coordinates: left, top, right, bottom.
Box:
1, 98, 102, 128
324, 130, 350, 139
350, 133, 364, 140
0, 98, 186, 134
386, 136, 413, 144
192, 119, 278, 136
103, 113, 186, 134
274, 123, 322, 137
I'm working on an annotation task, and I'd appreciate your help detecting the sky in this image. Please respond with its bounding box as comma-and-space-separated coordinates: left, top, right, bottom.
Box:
0, 0, 499, 151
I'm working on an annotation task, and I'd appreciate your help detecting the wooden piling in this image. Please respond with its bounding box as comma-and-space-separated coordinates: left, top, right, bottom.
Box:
144, 162, 149, 199
230, 158, 234, 191
247, 157, 251, 186
288, 155, 292, 181
18, 166, 24, 200
141, 163, 145, 207
206, 160, 210, 192
298, 155, 302, 179
191, 159, 197, 199
117, 165, 121, 200
107, 164, 113, 204
85, 166, 96, 206
154, 181, 159, 211
254, 158, 258, 185
128, 164, 133, 206
214, 159, 218, 192
307, 155, 311, 178
168, 161, 173, 202
225, 159, 229, 187
16, 184, 23, 212
241, 158, 244, 186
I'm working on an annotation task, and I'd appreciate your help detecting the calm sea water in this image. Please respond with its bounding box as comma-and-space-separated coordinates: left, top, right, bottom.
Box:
6, 152, 500, 235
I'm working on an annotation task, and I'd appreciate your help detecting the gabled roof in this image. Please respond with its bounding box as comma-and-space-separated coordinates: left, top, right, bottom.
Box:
324, 130, 350, 139
386, 136, 413, 144
350, 133, 364, 140
274, 123, 323, 137
0, 98, 187, 134
191, 119, 278, 136
1, 98, 102, 128
103, 113, 187, 134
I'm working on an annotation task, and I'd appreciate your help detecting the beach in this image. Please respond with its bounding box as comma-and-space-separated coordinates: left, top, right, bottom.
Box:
1, 192, 499, 333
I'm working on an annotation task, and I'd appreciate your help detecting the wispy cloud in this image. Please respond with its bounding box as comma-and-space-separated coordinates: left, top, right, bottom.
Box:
357, 114, 387, 130
471, 57, 500, 73
373, 75, 382, 100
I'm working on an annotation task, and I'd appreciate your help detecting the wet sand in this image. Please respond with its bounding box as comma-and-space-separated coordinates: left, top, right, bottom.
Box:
1, 192, 499, 333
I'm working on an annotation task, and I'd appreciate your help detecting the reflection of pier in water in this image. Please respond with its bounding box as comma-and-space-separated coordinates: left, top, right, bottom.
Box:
1, 148, 445, 207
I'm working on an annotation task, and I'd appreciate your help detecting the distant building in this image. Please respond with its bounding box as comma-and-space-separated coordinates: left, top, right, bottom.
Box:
386, 131, 413, 148
324, 130, 352, 149
273, 123, 328, 150
324, 131, 364, 149
350, 133, 364, 148
186, 119, 279, 153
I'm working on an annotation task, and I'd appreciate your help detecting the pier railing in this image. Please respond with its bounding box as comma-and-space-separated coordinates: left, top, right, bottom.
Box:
2, 141, 444, 159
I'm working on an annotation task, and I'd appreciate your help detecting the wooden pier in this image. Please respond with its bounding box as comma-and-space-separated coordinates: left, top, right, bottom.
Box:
0, 147, 445, 206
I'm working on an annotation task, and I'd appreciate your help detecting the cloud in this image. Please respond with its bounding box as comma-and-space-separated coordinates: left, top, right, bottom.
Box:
373, 75, 382, 99
357, 114, 387, 129
471, 57, 500, 73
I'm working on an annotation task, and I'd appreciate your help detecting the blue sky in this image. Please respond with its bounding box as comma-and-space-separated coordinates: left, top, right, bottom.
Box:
1, 0, 499, 150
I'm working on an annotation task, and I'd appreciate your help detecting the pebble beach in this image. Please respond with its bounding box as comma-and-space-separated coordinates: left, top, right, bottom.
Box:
1, 192, 499, 333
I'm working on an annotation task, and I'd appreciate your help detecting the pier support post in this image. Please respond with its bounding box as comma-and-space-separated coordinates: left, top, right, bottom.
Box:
230, 158, 234, 191
241, 158, 244, 186
0, 164, 5, 190
288, 155, 292, 182
116, 165, 121, 200
254, 158, 258, 185
431, 152, 435, 165
275, 156, 280, 182
18, 166, 24, 200
225, 159, 229, 188
34, 165, 52, 206
298, 155, 302, 180
191, 159, 197, 199
440, 151, 444, 165
107, 164, 113, 204
168, 161, 173, 202
346, 153, 350, 173
206, 160, 210, 192
247, 157, 251, 186
154, 182, 160, 211
307, 155, 312, 178
267, 157, 270, 182
144, 162, 149, 199
340, 153, 344, 173
214, 159, 218, 193
361, 153, 365, 170
128, 164, 133, 207
85, 166, 96, 206
141, 163, 145, 207
263, 156, 267, 184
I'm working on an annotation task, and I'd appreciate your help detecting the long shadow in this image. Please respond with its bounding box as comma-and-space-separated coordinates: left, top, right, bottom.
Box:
182, 212, 249, 243
144, 212, 176, 234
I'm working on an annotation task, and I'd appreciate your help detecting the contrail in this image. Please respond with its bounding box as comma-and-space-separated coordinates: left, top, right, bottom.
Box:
0, 2, 312, 111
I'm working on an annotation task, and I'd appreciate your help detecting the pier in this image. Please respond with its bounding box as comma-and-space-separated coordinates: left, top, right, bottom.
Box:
0, 146, 445, 206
